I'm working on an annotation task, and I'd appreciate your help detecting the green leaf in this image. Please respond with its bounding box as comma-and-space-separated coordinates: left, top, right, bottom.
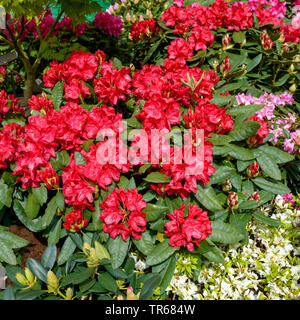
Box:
2, 286, 15, 300
26, 258, 48, 283
13, 200, 45, 232
98, 272, 118, 293
158, 255, 177, 293
48, 219, 62, 245
227, 104, 264, 117
146, 240, 177, 266
95, 241, 111, 262
208, 166, 236, 185
41, 194, 60, 227
257, 145, 294, 164
0, 239, 17, 265
16, 290, 44, 300
208, 221, 244, 244
32, 185, 48, 206
226, 144, 256, 161
230, 173, 242, 191
143, 39, 162, 64
242, 180, 254, 196
275, 74, 289, 87
207, 134, 233, 145
229, 213, 251, 244
252, 211, 281, 227
253, 177, 290, 195
239, 199, 261, 210
74, 152, 86, 165
195, 186, 223, 212
232, 31, 246, 44
0, 230, 28, 249
0, 181, 13, 208
139, 273, 162, 300
25, 192, 40, 220
133, 231, 154, 256
144, 172, 171, 184
107, 236, 129, 269
41, 245, 57, 270
52, 81, 63, 110
237, 160, 253, 172
57, 236, 77, 265
144, 203, 169, 222
112, 57, 122, 69
257, 153, 281, 180
247, 54, 262, 72
61, 268, 95, 287
229, 121, 260, 141
197, 240, 225, 264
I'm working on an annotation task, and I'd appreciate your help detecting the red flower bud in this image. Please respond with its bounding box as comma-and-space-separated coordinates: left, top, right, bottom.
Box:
63, 210, 88, 232
247, 161, 259, 178
227, 192, 239, 210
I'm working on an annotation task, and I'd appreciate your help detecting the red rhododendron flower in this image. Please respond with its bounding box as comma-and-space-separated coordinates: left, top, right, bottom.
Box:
188, 26, 214, 51
94, 61, 132, 105
37, 164, 60, 189
99, 188, 147, 241
245, 115, 269, 145
129, 19, 160, 41
167, 38, 193, 65
224, 1, 253, 31
183, 99, 234, 135
28, 95, 54, 114
63, 210, 88, 232
135, 96, 181, 130
164, 203, 212, 251
62, 156, 95, 211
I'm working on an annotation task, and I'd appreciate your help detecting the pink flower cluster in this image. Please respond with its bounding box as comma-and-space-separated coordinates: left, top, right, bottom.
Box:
235, 92, 294, 120
94, 12, 124, 36
235, 92, 298, 154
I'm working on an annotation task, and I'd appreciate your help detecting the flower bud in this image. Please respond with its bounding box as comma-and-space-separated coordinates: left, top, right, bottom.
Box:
227, 192, 239, 210
212, 60, 219, 72
126, 287, 139, 300
247, 161, 259, 178
222, 179, 232, 192
294, 55, 300, 63
47, 271, 59, 292
289, 84, 297, 93
95, 241, 111, 261
24, 267, 36, 284
65, 287, 74, 300
15, 272, 29, 286
248, 192, 260, 202
288, 64, 295, 74
220, 57, 231, 77
222, 34, 231, 51
83, 242, 92, 256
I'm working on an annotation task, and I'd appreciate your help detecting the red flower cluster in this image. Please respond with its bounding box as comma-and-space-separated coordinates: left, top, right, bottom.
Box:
164, 203, 212, 251
183, 99, 234, 135
188, 26, 214, 51
37, 164, 60, 189
245, 115, 269, 146
167, 38, 193, 65
99, 188, 147, 241
28, 95, 54, 115
63, 210, 88, 232
94, 61, 132, 105
161, 0, 253, 33
129, 19, 160, 41
0, 90, 24, 120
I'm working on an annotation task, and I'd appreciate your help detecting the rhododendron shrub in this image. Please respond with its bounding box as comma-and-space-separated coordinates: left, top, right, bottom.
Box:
0, 0, 298, 301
